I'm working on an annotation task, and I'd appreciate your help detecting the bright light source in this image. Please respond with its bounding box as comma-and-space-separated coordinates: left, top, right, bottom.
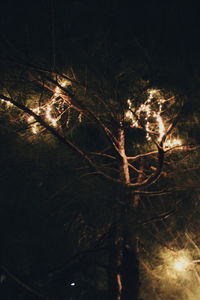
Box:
173, 257, 190, 272
70, 282, 75, 286
164, 138, 182, 149
125, 90, 182, 147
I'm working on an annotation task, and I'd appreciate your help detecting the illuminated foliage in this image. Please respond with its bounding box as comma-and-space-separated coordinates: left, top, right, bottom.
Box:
125, 89, 182, 148
141, 232, 200, 300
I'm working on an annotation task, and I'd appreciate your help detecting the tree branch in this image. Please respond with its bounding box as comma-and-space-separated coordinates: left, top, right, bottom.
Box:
0, 93, 120, 183
132, 188, 176, 196
128, 143, 164, 188
127, 150, 158, 161
37, 75, 121, 156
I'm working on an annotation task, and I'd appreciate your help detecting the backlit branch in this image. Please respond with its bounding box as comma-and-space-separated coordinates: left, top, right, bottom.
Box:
0, 93, 120, 183
57, 72, 117, 121
128, 143, 164, 188
127, 150, 158, 161
132, 188, 180, 197
40, 75, 121, 155
128, 162, 148, 176
139, 208, 177, 225
88, 151, 116, 160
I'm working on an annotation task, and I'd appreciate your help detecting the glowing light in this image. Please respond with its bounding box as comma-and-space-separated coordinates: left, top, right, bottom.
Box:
125, 110, 133, 120
159, 248, 192, 280
125, 89, 182, 147
0, 99, 14, 108
45, 104, 57, 127
125, 89, 166, 141
164, 138, 182, 149
54, 86, 61, 97
31, 124, 39, 134
70, 282, 75, 286
148, 89, 159, 98
174, 257, 190, 272
156, 114, 165, 142
144, 246, 200, 299
27, 107, 42, 134
59, 78, 71, 87
78, 113, 82, 123
127, 99, 132, 108
26, 87, 67, 134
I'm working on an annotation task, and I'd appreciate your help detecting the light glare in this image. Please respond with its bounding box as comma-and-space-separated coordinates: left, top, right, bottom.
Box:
174, 257, 189, 272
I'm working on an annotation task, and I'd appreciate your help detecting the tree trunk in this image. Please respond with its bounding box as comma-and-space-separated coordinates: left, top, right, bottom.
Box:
108, 197, 140, 300
120, 195, 140, 300
107, 128, 140, 300
120, 233, 140, 300
108, 224, 140, 300
108, 243, 122, 300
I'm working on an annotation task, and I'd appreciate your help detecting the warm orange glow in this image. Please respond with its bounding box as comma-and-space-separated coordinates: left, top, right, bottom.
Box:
173, 257, 190, 272
0, 99, 14, 108
125, 89, 182, 147
58, 78, 72, 87
25, 84, 68, 134
164, 138, 182, 149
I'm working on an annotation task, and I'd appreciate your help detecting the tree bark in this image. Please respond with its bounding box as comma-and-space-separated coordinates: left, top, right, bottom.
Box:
108, 241, 122, 300
120, 243, 140, 300
107, 128, 140, 300
108, 196, 140, 300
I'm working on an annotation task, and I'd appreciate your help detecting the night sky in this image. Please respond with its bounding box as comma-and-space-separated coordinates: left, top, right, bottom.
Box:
1, 2, 199, 58
1, 1, 200, 91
